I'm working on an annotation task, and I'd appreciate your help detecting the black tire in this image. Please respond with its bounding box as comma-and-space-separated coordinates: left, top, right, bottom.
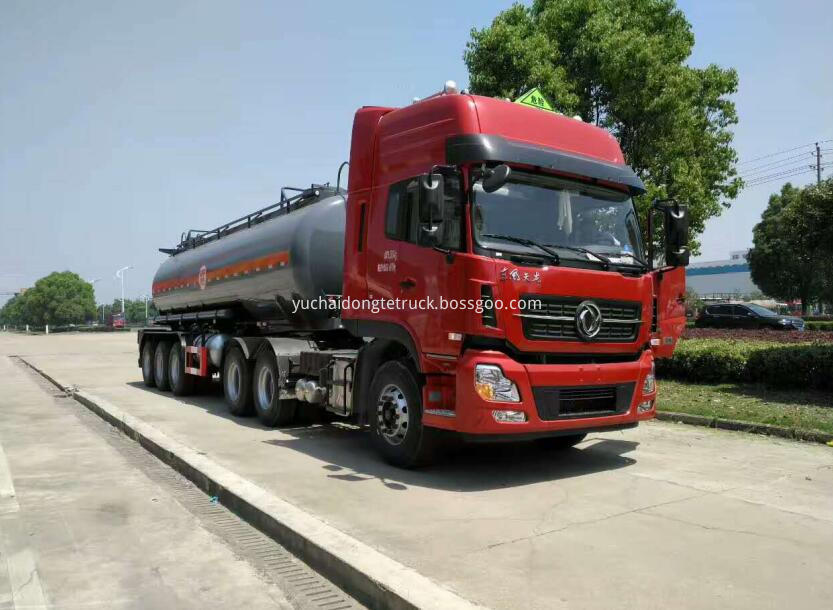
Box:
252, 351, 297, 427
223, 347, 253, 416
369, 360, 439, 468
141, 340, 156, 387
154, 341, 173, 392
535, 433, 587, 450
168, 342, 194, 397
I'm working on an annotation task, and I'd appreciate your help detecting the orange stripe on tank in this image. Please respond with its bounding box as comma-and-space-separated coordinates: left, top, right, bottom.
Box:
152, 250, 290, 296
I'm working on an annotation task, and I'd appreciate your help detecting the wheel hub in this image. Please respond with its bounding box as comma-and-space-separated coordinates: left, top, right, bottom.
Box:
376, 384, 409, 446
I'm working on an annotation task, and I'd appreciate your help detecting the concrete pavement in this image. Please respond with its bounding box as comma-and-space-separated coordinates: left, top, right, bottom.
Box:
0, 346, 296, 609
3, 331, 833, 609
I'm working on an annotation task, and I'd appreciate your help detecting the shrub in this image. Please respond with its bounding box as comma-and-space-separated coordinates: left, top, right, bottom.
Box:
806, 321, 833, 331
683, 327, 833, 343
657, 339, 833, 390
745, 344, 833, 391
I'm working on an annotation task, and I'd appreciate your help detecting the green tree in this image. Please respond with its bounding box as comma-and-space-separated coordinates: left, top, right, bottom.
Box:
786, 178, 833, 307
747, 183, 824, 314
0, 293, 31, 326
463, 0, 742, 252
24, 272, 97, 326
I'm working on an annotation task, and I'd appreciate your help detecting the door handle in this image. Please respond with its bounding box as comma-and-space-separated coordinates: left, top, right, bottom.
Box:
400, 277, 417, 289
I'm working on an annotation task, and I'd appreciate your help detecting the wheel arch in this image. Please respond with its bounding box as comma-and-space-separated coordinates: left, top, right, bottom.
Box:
353, 338, 420, 426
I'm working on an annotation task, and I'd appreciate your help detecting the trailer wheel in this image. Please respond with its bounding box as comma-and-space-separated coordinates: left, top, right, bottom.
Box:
535, 433, 587, 450
252, 351, 297, 427
141, 340, 156, 387
154, 341, 173, 391
223, 347, 253, 416
369, 360, 438, 468
168, 343, 194, 396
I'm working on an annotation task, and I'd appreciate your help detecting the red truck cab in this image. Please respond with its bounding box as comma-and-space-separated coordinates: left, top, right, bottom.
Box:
341, 91, 687, 446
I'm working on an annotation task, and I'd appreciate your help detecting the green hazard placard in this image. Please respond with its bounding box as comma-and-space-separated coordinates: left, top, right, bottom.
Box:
514, 87, 554, 112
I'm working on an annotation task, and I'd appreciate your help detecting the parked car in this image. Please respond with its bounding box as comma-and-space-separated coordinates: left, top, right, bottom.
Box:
695, 303, 804, 330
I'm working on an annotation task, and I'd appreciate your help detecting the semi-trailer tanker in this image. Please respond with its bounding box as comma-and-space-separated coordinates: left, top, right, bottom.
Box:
139, 82, 690, 467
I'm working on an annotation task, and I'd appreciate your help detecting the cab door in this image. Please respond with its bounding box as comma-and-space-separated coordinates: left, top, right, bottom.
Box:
651, 266, 686, 358
365, 175, 466, 358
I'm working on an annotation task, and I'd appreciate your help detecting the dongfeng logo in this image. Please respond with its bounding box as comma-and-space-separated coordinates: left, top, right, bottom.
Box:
575, 300, 603, 339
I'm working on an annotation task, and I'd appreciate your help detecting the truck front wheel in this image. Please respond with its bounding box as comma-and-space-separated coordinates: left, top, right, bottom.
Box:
223, 347, 253, 416
252, 351, 297, 427
369, 361, 438, 468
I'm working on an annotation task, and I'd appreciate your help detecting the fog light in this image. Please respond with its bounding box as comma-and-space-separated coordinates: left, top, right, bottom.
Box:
492, 409, 527, 423
475, 364, 520, 402
638, 400, 654, 414
643, 362, 656, 395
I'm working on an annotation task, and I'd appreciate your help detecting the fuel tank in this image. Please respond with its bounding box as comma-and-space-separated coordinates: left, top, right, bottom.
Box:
152, 190, 345, 328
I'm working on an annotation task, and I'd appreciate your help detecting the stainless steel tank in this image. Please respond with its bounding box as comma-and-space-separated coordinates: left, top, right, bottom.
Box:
152, 191, 345, 328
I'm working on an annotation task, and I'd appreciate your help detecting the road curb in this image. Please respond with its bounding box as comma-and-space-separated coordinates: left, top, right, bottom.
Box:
17, 357, 482, 610
656, 410, 833, 444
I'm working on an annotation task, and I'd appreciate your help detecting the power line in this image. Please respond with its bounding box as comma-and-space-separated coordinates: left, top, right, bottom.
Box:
736, 141, 823, 166
744, 162, 832, 187
738, 150, 817, 176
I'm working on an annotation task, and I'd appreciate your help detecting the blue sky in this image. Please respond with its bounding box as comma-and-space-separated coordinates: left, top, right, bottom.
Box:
1, 0, 831, 304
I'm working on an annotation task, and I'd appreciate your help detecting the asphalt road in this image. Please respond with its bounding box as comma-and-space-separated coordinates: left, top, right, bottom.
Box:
3, 331, 833, 609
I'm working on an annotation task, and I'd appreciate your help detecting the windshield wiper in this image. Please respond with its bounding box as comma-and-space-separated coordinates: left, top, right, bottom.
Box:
619, 252, 650, 269
481, 234, 560, 265
544, 243, 612, 270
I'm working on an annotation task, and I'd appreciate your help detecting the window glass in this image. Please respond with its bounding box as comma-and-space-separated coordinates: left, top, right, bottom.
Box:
438, 175, 463, 250
385, 180, 417, 241
385, 175, 463, 249
472, 172, 644, 265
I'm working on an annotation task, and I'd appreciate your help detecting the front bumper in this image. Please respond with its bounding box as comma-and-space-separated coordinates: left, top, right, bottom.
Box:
424, 348, 656, 436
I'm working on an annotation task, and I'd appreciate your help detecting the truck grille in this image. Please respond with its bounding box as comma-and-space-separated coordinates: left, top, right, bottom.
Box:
532, 383, 635, 420
519, 295, 642, 342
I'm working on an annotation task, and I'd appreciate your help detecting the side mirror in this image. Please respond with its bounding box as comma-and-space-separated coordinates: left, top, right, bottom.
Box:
418, 173, 444, 246
664, 203, 689, 267
482, 164, 511, 193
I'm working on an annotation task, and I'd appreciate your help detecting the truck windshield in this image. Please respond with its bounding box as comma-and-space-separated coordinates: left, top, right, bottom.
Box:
472, 172, 645, 268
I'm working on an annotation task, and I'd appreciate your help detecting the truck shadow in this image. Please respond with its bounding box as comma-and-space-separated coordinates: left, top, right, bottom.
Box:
128, 381, 639, 492
262, 427, 639, 492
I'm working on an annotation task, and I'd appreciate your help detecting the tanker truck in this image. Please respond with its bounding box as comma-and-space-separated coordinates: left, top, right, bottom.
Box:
138, 82, 690, 467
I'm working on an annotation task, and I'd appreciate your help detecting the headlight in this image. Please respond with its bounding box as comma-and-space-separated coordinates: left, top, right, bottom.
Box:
778, 319, 789, 325
643, 362, 656, 395
475, 364, 520, 402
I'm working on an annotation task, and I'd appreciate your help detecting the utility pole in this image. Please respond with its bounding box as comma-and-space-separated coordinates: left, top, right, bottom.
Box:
816, 142, 822, 185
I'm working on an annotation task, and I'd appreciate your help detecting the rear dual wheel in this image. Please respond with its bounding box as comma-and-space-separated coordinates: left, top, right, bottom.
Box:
141, 340, 156, 387
252, 351, 297, 427
154, 341, 173, 391
222, 347, 258, 416
168, 342, 194, 396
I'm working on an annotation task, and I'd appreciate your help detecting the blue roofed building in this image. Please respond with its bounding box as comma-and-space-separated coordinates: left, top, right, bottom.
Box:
686, 250, 760, 299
